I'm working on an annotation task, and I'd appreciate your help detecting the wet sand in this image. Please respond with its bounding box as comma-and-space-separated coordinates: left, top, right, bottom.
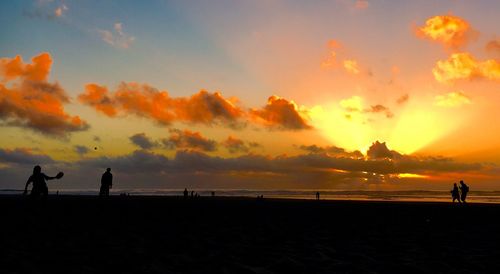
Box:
1, 195, 499, 273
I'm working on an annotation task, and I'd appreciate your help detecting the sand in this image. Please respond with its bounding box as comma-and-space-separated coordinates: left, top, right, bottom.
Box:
1, 195, 499, 273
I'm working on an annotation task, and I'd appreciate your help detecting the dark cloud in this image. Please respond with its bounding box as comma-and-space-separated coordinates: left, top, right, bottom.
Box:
396, 94, 409, 104
74, 145, 90, 155
76, 148, 481, 181
0, 143, 484, 189
222, 136, 260, 154
0, 53, 89, 137
340, 96, 394, 119
366, 105, 394, 118
162, 129, 217, 152
0, 148, 54, 166
129, 133, 158, 150
366, 141, 400, 159
297, 145, 364, 158
250, 96, 312, 130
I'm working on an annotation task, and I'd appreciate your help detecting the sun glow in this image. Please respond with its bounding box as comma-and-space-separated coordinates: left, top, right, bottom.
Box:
397, 173, 429, 179
309, 98, 469, 155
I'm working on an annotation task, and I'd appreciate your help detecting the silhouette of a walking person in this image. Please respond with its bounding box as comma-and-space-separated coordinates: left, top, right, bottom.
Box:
183, 188, 188, 199
100, 168, 113, 197
23, 165, 63, 199
459, 180, 469, 203
451, 183, 461, 204
316, 192, 320, 200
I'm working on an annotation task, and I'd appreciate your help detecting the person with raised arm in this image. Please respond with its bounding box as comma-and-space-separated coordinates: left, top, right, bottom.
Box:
24, 165, 64, 199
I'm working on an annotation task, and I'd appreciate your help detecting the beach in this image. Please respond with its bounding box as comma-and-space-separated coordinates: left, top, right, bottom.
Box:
1, 195, 499, 273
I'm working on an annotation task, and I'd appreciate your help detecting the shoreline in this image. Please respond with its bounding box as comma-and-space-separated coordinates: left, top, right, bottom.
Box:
2, 192, 500, 205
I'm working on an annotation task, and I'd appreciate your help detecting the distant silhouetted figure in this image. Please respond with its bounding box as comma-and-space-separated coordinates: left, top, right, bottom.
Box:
183, 188, 188, 199
211, 191, 215, 197
451, 183, 461, 204
459, 180, 469, 203
191, 191, 194, 198
100, 168, 113, 197
23, 165, 63, 199
316, 192, 320, 200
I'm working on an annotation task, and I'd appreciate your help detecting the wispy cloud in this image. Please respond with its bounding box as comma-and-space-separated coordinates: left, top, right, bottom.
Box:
99, 22, 136, 49
354, 0, 369, 10
24, 0, 68, 20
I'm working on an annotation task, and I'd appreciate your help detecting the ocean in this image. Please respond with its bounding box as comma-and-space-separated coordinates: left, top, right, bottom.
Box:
3, 189, 500, 203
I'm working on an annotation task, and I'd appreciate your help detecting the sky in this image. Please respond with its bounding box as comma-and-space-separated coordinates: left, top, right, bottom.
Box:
1, 0, 499, 191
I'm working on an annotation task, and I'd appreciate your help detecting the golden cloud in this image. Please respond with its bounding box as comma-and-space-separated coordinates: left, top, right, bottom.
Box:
0, 53, 88, 136
343, 59, 360, 74
250, 95, 312, 130
434, 91, 471, 108
417, 14, 476, 49
433, 53, 500, 83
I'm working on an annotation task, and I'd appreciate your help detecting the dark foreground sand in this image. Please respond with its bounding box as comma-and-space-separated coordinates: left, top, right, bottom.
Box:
1, 195, 499, 274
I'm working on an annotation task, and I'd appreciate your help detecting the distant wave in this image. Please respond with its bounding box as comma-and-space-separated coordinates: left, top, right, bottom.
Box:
3, 188, 500, 203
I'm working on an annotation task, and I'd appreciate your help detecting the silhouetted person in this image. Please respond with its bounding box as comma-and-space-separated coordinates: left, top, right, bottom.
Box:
191, 191, 194, 198
459, 180, 469, 203
23, 165, 63, 199
451, 183, 461, 204
316, 192, 320, 200
183, 188, 188, 199
100, 168, 113, 197
211, 191, 215, 197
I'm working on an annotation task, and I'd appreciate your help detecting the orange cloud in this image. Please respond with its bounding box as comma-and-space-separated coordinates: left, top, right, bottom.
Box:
250, 95, 312, 130
416, 15, 476, 49
163, 129, 217, 152
0, 53, 88, 136
78, 84, 117, 116
433, 53, 500, 83
486, 39, 500, 57
79, 82, 244, 127
355, 0, 369, 9
0, 53, 51, 82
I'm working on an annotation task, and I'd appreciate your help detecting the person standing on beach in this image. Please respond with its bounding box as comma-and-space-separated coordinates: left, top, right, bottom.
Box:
316, 192, 320, 200
23, 165, 63, 199
451, 183, 461, 204
183, 188, 188, 199
100, 168, 113, 197
459, 180, 469, 203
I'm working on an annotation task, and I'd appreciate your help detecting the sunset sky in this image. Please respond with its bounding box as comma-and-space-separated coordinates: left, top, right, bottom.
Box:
1, 0, 499, 191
